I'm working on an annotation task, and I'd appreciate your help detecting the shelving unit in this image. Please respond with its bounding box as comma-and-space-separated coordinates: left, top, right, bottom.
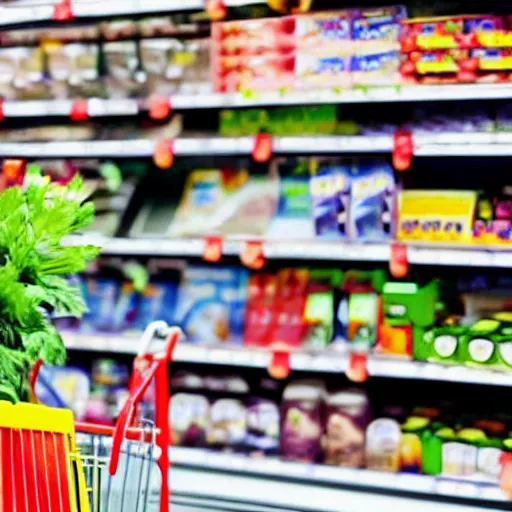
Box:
63, 332, 512, 386
0, 0, 262, 27
167, 447, 507, 510
4, 84, 512, 119
4, 133, 512, 158
65, 235, 512, 268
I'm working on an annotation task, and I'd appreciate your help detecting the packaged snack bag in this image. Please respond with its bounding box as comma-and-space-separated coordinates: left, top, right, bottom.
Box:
321, 389, 371, 467
281, 380, 325, 462
365, 418, 401, 472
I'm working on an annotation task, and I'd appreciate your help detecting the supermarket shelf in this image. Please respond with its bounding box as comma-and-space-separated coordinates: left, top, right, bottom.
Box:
2, 133, 512, 158
5, 84, 512, 119
169, 447, 508, 507
62, 333, 512, 386
0, 0, 262, 27
64, 235, 512, 268
0, 136, 392, 158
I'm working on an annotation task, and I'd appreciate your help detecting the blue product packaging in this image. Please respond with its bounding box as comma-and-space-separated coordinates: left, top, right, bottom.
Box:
112, 282, 140, 332
267, 176, 314, 240
80, 278, 120, 332
310, 164, 351, 240
175, 265, 249, 345
348, 159, 395, 241
135, 281, 178, 331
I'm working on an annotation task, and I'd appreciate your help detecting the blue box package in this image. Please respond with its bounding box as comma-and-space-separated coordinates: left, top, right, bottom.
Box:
309, 164, 351, 240
175, 265, 249, 345
135, 281, 178, 331
349, 159, 395, 241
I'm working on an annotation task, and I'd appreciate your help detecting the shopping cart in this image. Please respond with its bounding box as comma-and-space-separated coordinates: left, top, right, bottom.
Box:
1, 321, 181, 512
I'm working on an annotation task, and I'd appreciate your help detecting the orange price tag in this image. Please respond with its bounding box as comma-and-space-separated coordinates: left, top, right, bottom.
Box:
500, 452, 512, 498
347, 351, 369, 383
149, 95, 171, 121
53, 0, 74, 21
205, 0, 227, 21
3, 159, 25, 182
393, 130, 414, 172
153, 140, 175, 170
268, 349, 291, 379
252, 133, 273, 163
70, 98, 88, 121
240, 241, 265, 270
203, 236, 223, 262
390, 243, 409, 278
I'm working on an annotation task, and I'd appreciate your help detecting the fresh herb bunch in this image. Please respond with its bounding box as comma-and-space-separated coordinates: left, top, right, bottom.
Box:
0, 168, 98, 403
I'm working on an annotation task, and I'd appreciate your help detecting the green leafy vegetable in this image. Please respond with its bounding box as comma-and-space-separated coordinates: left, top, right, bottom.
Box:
0, 171, 98, 402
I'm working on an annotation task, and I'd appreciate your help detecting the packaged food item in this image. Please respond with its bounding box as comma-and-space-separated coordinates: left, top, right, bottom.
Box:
0, 47, 49, 100
321, 389, 371, 467
80, 278, 120, 332
171, 393, 210, 447
348, 159, 395, 241
169, 169, 247, 238
365, 418, 401, 472
212, 176, 279, 238
206, 376, 249, 450
141, 38, 211, 96
281, 380, 325, 462
46, 43, 104, 99
35, 366, 91, 420
104, 41, 145, 98
309, 163, 351, 240
135, 281, 178, 331
380, 280, 439, 358
246, 397, 280, 455
397, 190, 478, 244
266, 175, 314, 240
174, 265, 249, 345
400, 416, 430, 473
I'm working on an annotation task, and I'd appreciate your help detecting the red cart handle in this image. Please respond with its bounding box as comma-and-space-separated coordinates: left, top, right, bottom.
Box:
109, 324, 181, 512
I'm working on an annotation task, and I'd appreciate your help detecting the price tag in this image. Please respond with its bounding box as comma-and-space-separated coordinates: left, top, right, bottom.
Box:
252, 133, 273, 163
347, 351, 369, 383
240, 240, 265, 270
53, 0, 73, 21
393, 130, 414, 171
70, 98, 89, 122
149, 95, 171, 120
203, 236, 222, 263
0, 98, 3, 122
390, 243, 409, 278
268, 349, 291, 379
153, 139, 175, 169
205, 0, 227, 20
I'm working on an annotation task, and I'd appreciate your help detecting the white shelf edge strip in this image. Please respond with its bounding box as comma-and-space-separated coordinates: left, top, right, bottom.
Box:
170, 447, 508, 503
0, 0, 263, 27
64, 236, 512, 269
3, 133, 512, 157
5, 85, 512, 118
62, 333, 512, 386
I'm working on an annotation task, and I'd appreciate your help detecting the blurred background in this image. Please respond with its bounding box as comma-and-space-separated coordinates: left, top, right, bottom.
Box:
1, 0, 512, 510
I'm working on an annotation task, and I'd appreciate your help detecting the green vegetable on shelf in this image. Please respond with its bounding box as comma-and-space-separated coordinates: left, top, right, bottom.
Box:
0, 172, 98, 403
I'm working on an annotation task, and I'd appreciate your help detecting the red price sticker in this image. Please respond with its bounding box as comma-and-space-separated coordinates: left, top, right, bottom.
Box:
0, 98, 4, 123
347, 351, 369, 383
70, 98, 89, 121
53, 0, 73, 21
390, 243, 409, 278
3, 159, 25, 184
252, 133, 273, 163
153, 139, 175, 170
268, 349, 291, 380
205, 0, 227, 20
393, 130, 414, 172
240, 241, 265, 270
203, 236, 223, 262
149, 95, 171, 121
